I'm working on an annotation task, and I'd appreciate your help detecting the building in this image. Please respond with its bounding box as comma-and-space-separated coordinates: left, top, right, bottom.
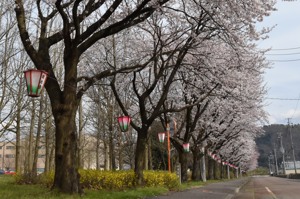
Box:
0, 141, 45, 172
279, 161, 300, 175
0, 142, 16, 171
0, 133, 128, 172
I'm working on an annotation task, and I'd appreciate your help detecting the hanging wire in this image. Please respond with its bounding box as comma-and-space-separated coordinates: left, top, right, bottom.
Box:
266, 97, 300, 101
268, 58, 300, 62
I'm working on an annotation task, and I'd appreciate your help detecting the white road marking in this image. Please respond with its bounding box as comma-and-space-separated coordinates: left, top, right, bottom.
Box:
265, 187, 278, 199
224, 194, 234, 199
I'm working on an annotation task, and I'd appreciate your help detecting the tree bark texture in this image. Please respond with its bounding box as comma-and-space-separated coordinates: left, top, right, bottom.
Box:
26, 100, 35, 173
179, 151, 188, 182
191, 150, 201, 181
52, 105, 81, 194
220, 164, 223, 179
134, 129, 148, 185
201, 154, 207, 182
32, 94, 44, 175
208, 158, 214, 180
227, 165, 230, 179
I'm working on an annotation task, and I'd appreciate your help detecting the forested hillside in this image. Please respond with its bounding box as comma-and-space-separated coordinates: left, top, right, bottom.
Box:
256, 124, 300, 168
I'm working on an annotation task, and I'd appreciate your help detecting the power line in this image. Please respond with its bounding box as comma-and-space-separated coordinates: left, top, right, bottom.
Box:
269, 46, 300, 51
266, 52, 300, 56
268, 58, 300, 62
266, 97, 300, 101
259, 46, 300, 52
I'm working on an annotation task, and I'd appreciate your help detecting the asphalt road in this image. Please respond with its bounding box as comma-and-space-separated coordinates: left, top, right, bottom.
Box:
147, 178, 249, 199
148, 176, 300, 199
233, 175, 300, 199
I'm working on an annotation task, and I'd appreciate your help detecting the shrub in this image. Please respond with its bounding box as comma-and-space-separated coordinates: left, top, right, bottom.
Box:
289, 174, 300, 179
14, 172, 39, 185
14, 171, 54, 187
14, 169, 180, 191
79, 169, 136, 190
144, 170, 180, 189
247, 167, 268, 176
80, 170, 179, 190
38, 171, 55, 188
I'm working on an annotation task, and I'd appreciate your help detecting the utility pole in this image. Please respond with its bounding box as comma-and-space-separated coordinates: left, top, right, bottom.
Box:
288, 118, 297, 174
274, 144, 279, 175
269, 153, 274, 175
278, 132, 286, 175
166, 115, 171, 172
287, 119, 297, 173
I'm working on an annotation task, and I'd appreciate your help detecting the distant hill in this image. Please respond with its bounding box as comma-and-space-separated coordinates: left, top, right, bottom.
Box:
256, 124, 300, 168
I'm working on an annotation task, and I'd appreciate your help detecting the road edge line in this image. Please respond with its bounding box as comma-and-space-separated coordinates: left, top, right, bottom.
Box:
235, 177, 251, 193
265, 187, 278, 199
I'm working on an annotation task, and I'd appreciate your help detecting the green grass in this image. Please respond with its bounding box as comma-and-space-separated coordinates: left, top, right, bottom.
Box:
0, 175, 168, 199
0, 175, 230, 199
247, 167, 269, 176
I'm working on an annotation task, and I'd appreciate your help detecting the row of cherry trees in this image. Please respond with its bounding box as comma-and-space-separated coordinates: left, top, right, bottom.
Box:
0, 0, 276, 194
105, 1, 273, 183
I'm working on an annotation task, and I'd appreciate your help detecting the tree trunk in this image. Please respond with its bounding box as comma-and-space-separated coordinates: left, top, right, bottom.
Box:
227, 165, 230, 179
26, 99, 35, 173
218, 162, 224, 179
96, 102, 102, 170
134, 128, 148, 185
109, 133, 116, 170
15, 120, 21, 172
191, 149, 201, 181
44, 108, 51, 173
77, 101, 84, 169
144, 143, 149, 170
201, 153, 207, 182
148, 137, 152, 170
15, 78, 23, 173
214, 161, 218, 179
118, 146, 123, 170
32, 94, 44, 175
49, 145, 55, 171
179, 151, 188, 182
52, 105, 82, 194
208, 158, 214, 180
104, 143, 110, 170
96, 134, 101, 170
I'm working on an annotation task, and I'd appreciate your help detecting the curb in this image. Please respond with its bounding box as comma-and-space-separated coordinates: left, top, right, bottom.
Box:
237, 177, 251, 193
225, 177, 250, 199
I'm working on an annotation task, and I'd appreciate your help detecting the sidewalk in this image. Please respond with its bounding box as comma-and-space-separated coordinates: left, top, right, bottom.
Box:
146, 178, 249, 199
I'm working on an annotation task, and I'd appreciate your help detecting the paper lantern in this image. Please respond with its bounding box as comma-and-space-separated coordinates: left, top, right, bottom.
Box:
117, 116, 131, 132
183, 143, 190, 153
158, 132, 166, 143
24, 69, 48, 97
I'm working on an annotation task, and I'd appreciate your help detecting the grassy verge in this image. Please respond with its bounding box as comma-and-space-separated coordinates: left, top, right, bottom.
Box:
0, 175, 225, 199
179, 179, 223, 190
0, 175, 168, 199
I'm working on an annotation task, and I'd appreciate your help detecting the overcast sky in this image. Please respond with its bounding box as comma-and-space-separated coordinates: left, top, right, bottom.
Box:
257, 0, 300, 125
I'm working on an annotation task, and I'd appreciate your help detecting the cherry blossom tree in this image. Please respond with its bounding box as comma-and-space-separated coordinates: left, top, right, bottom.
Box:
111, 0, 274, 184
14, 0, 173, 194
13, 0, 275, 193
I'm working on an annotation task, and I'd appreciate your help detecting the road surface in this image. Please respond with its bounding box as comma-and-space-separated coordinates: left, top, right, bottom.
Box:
147, 178, 248, 199
148, 176, 300, 199
234, 175, 300, 199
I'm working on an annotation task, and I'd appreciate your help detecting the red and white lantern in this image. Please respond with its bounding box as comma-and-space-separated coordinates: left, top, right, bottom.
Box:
24, 69, 48, 97
158, 132, 165, 143
117, 116, 131, 132
183, 143, 190, 153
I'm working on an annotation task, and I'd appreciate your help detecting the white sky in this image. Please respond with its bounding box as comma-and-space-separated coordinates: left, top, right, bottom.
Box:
257, 0, 300, 125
